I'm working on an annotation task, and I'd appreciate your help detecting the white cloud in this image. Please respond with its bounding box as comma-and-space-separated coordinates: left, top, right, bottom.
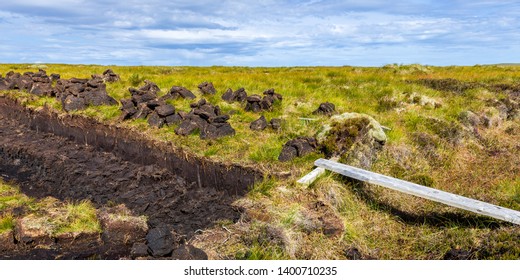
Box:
7, 0, 83, 7
138, 28, 274, 43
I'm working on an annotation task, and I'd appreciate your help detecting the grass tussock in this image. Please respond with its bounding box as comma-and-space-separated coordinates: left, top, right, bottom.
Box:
0, 179, 101, 236
54, 201, 101, 234
0, 215, 14, 233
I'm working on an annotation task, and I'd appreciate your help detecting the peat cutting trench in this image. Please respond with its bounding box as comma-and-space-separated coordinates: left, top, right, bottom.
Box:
0, 96, 264, 259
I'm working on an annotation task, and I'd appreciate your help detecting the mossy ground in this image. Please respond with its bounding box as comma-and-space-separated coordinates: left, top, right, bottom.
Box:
1, 63, 519, 259
0, 179, 101, 236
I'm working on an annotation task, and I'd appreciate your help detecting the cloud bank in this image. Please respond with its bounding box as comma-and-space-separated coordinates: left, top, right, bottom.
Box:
0, 0, 519, 66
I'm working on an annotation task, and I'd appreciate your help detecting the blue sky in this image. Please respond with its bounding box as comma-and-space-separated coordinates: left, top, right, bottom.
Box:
0, 0, 519, 66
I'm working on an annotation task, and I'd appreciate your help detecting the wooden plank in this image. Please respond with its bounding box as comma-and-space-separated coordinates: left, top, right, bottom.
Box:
315, 158, 520, 225
297, 166, 326, 186
297, 157, 339, 186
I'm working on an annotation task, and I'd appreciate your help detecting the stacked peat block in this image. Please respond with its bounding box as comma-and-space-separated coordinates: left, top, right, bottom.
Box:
244, 95, 262, 112
157, 85, 198, 126
221, 87, 282, 112
221, 87, 247, 103
102, 69, 120, 82
148, 103, 178, 128
91, 69, 121, 83
278, 137, 318, 162
120, 80, 160, 121
0, 69, 55, 96
245, 88, 282, 112
119, 82, 234, 138
198, 81, 216, 95
56, 76, 118, 112
312, 102, 337, 116
250, 116, 268, 131
50, 73, 61, 81
0, 69, 117, 112
174, 98, 235, 139
120, 80, 179, 128
269, 118, 282, 130
249, 116, 282, 131
160, 86, 196, 100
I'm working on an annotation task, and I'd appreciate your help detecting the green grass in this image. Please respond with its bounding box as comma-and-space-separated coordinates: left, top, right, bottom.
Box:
0, 181, 34, 211
0, 179, 101, 236
236, 242, 288, 260
80, 105, 121, 122
249, 177, 278, 197
0, 215, 14, 233
54, 201, 101, 234
495, 178, 520, 211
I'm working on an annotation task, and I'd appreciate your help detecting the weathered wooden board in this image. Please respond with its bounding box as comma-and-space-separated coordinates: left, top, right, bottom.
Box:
297, 157, 339, 186
297, 166, 327, 186
315, 158, 520, 225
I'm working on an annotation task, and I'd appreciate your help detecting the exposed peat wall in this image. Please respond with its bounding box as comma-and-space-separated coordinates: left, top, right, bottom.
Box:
0, 96, 263, 196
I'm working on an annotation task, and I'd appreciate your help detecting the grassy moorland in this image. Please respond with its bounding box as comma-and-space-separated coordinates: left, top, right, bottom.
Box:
1, 64, 519, 259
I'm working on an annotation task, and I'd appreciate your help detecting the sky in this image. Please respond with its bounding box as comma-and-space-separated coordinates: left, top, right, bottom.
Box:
0, 0, 519, 66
